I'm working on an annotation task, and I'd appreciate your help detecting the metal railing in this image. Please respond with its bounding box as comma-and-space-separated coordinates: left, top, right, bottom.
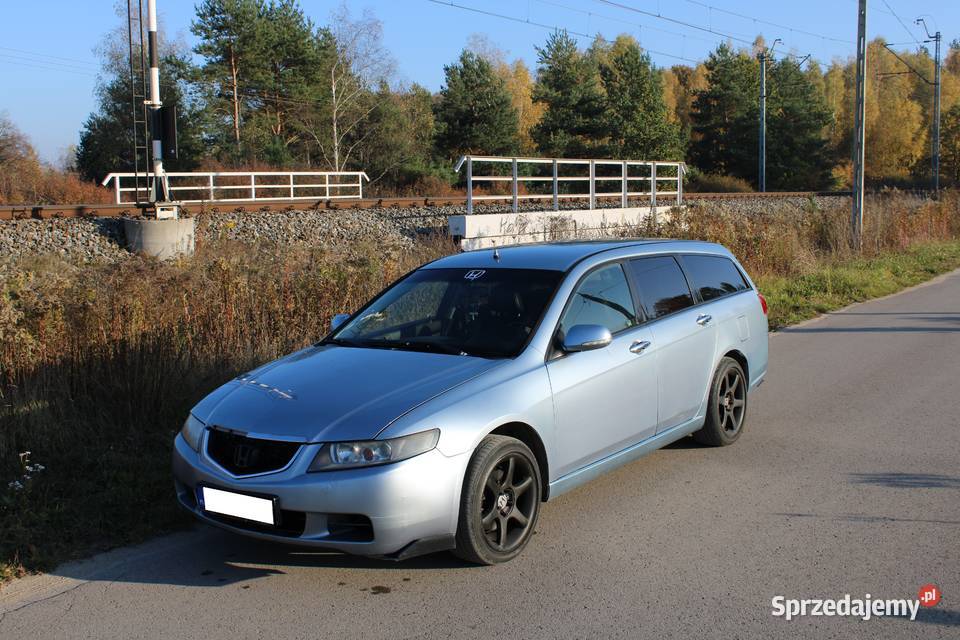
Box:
101, 171, 369, 205
454, 156, 685, 214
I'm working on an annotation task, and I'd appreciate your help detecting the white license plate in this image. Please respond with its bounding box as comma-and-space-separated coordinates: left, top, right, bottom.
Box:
200, 487, 275, 525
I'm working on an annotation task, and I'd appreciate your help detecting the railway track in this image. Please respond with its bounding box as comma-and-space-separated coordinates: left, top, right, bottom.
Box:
0, 191, 852, 221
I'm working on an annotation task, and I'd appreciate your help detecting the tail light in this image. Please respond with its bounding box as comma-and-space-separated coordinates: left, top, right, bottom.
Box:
757, 292, 768, 315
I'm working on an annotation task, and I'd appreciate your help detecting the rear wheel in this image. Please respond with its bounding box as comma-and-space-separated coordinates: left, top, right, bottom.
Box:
454, 435, 541, 565
693, 357, 748, 446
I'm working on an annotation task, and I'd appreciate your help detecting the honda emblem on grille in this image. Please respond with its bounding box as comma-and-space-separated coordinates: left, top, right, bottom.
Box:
233, 444, 257, 469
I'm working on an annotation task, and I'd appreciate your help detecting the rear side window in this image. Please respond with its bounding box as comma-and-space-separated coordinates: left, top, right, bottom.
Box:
560, 263, 637, 335
628, 256, 694, 320
681, 255, 750, 302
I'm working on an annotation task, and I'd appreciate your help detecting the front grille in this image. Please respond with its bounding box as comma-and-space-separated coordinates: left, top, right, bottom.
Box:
206, 428, 301, 476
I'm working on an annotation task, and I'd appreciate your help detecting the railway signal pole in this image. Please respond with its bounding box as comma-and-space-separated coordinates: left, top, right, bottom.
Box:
144, 0, 178, 218
851, 0, 867, 249
123, 0, 191, 257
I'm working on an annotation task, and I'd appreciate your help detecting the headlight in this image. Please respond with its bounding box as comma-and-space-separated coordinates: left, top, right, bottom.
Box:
180, 414, 206, 451
308, 428, 440, 472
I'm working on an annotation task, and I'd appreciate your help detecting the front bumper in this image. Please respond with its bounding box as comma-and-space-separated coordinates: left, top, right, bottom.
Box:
172, 433, 468, 557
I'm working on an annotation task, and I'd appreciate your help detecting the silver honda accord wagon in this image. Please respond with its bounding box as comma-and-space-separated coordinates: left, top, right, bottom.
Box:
173, 240, 769, 564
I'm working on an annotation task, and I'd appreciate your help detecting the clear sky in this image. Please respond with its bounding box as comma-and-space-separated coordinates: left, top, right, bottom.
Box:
1, 0, 956, 162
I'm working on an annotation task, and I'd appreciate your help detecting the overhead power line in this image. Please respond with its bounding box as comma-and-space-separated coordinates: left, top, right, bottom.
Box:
879, 0, 923, 48
535, 0, 720, 47
881, 44, 934, 84
425, 0, 699, 63
0, 45, 98, 67
0, 52, 98, 74
592, 0, 811, 61
683, 0, 853, 45
0, 55, 97, 77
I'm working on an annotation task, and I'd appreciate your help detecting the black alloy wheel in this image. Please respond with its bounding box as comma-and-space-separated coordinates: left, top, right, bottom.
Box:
693, 356, 749, 446
717, 365, 746, 437
455, 435, 542, 564
479, 452, 537, 552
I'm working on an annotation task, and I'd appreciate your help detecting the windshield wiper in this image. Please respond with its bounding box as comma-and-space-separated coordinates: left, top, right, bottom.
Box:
319, 337, 371, 348
386, 340, 467, 355
323, 337, 503, 358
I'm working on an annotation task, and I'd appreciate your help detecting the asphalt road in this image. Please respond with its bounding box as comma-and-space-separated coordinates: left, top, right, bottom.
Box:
3, 270, 960, 639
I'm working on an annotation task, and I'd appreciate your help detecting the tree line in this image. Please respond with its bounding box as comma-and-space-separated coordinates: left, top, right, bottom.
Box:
71, 0, 960, 194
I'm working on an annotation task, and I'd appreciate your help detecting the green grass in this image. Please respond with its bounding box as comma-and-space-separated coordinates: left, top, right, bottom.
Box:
757, 241, 960, 329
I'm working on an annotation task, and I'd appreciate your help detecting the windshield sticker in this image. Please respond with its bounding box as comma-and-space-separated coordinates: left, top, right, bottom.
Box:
464, 270, 486, 280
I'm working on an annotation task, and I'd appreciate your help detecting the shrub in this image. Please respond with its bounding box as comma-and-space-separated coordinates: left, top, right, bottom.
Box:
685, 170, 753, 193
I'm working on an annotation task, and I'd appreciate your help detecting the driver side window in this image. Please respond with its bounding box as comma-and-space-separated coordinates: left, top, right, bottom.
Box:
560, 263, 637, 336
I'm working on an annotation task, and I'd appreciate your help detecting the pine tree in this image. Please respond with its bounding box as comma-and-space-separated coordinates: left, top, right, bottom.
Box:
192, 0, 267, 159
433, 51, 519, 158
247, 0, 329, 165
765, 58, 834, 189
531, 31, 604, 157
689, 44, 759, 183
598, 37, 682, 160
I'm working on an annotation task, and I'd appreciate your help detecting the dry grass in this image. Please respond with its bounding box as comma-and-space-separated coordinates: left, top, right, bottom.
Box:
1, 191, 958, 581
0, 166, 113, 206
660, 191, 960, 277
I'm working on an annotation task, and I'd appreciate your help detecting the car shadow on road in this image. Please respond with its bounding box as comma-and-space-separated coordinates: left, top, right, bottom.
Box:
780, 309, 960, 333
44, 527, 474, 590
773, 512, 960, 526
661, 435, 709, 450
779, 325, 960, 333
848, 472, 960, 489
902, 608, 960, 627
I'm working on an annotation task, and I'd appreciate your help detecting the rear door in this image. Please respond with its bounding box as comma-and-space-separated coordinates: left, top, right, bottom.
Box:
546, 262, 658, 478
627, 255, 717, 433
677, 251, 756, 374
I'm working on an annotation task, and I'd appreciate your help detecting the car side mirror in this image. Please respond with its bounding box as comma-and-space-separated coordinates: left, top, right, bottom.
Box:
330, 313, 350, 331
561, 324, 613, 353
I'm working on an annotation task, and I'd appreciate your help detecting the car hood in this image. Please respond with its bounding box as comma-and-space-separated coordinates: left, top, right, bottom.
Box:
191, 344, 503, 443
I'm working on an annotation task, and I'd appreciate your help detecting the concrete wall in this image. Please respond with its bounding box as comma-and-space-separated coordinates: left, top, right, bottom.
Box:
448, 206, 675, 250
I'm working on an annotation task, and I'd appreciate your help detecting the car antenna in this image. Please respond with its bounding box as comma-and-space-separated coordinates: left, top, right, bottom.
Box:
493, 247, 501, 262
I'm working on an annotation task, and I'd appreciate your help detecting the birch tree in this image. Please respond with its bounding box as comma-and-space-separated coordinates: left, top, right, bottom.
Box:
316, 4, 395, 171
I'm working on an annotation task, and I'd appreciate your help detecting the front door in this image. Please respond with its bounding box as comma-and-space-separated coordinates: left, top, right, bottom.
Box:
547, 263, 659, 478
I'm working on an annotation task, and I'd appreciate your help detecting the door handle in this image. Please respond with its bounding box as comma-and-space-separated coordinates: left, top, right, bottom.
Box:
696, 314, 713, 326
629, 340, 651, 354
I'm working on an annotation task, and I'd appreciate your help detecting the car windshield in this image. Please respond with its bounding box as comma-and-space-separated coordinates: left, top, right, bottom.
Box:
328, 268, 563, 358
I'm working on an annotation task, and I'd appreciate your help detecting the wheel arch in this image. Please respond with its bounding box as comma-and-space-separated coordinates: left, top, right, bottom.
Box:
722, 348, 749, 383
488, 422, 551, 501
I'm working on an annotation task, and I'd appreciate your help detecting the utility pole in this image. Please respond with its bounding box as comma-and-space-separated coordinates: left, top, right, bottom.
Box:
917, 18, 941, 194
759, 51, 766, 193
758, 39, 780, 193
851, 0, 867, 250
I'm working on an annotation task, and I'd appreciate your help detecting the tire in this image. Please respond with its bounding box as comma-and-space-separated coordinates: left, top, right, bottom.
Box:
454, 435, 542, 565
692, 357, 748, 446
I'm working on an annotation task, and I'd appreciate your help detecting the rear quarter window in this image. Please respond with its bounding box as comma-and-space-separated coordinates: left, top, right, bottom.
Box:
681, 255, 751, 302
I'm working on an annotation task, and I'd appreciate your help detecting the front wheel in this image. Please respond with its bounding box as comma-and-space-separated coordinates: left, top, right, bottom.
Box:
693, 357, 748, 446
454, 435, 542, 565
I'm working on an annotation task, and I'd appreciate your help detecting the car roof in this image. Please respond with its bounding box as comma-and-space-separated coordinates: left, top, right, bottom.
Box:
423, 239, 729, 272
